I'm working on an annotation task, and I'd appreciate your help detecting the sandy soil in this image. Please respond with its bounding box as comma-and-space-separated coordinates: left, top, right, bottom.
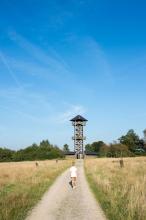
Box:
26, 159, 107, 220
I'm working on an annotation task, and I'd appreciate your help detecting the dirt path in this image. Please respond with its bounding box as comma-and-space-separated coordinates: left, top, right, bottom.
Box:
26, 159, 107, 220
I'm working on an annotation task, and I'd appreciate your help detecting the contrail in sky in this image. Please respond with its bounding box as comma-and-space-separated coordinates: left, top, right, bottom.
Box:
0, 50, 21, 87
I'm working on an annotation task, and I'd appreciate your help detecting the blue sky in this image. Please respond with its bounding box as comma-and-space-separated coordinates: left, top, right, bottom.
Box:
0, 0, 146, 150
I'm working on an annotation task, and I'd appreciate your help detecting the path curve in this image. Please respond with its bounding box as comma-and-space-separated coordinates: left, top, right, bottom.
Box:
26, 160, 107, 220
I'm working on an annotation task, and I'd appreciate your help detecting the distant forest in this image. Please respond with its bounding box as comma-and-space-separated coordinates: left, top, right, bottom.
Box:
85, 129, 146, 157
0, 140, 65, 162
1, 129, 146, 162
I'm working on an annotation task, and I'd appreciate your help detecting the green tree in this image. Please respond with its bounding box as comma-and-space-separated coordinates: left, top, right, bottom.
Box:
63, 144, 70, 152
119, 129, 140, 152
85, 144, 92, 152
12, 140, 64, 161
40, 140, 51, 148
0, 147, 15, 162
99, 145, 109, 157
91, 141, 105, 153
109, 144, 132, 157
85, 141, 106, 153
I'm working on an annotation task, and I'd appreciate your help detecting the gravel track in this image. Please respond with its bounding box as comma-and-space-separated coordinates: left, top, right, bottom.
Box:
26, 159, 107, 220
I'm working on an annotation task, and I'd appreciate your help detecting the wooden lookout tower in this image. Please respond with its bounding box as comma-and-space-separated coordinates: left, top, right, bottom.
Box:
70, 115, 88, 159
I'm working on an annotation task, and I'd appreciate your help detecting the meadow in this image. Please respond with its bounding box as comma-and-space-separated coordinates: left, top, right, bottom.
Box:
0, 159, 71, 220
85, 157, 146, 220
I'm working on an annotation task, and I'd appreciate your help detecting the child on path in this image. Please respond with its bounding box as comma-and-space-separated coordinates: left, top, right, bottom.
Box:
70, 161, 77, 189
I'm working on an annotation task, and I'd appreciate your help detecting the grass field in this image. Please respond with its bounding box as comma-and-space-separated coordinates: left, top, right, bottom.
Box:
0, 159, 71, 220
85, 157, 146, 220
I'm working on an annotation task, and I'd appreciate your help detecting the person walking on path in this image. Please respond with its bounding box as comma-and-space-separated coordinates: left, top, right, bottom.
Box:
26, 159, 106, 220
70, 161, 77, 189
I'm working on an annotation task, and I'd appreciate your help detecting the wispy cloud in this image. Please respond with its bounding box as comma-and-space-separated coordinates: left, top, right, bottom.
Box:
6, 31, 113, 91
0, 85, 86, 126
0, 86, 53, 123
0, 50, 22, 87
55, 104, 86, 123
8, 31, 71, 78
61, 35, 114, 85
82, 37, 114, 83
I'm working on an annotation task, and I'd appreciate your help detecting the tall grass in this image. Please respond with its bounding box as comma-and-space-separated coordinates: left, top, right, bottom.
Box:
0, 160, 71, 220
85, 157, 146, 220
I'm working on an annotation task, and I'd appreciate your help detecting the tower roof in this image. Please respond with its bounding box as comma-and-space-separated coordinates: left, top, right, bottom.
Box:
70, 115, 88, 122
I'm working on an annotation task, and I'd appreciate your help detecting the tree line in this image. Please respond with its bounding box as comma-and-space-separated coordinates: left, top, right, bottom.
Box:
1, 129, 146, 161
0, 140, 65, 162
85, 129, 146, 157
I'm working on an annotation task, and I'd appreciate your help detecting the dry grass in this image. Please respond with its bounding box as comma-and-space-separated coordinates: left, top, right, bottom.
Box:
85, 157, 146, 220
0, 159, 71, 220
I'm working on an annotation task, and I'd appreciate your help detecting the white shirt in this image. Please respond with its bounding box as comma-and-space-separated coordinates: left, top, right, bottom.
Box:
70, 166, 77, 177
